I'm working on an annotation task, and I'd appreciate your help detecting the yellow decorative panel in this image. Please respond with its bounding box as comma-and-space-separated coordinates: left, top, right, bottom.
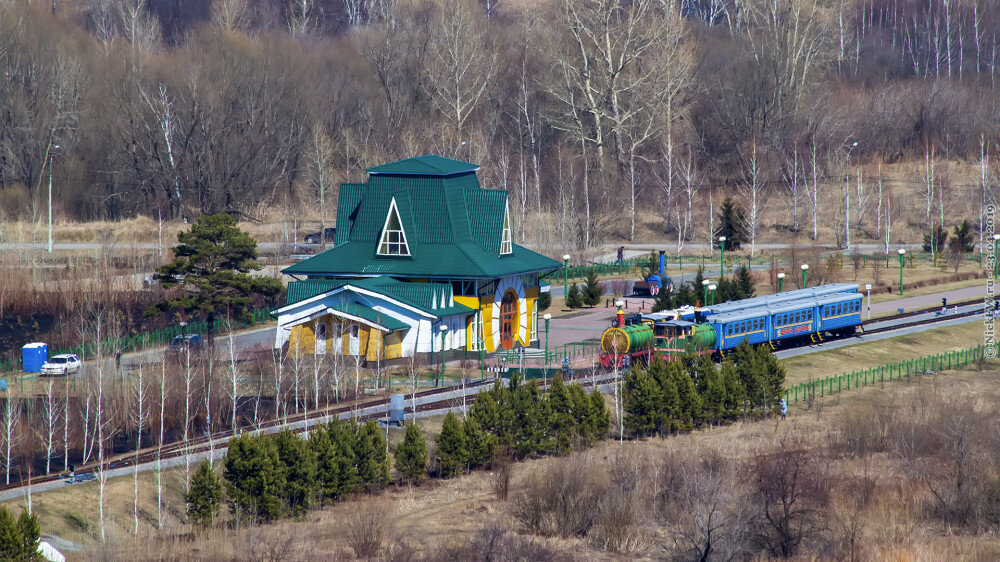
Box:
384, 331, 403, 359
366, 328, 384, 361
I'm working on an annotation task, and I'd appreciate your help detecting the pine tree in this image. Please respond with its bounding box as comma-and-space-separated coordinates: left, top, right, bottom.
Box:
0, 506, 38, 561
547, 375, 575, 454
435, 412, 468, 477
582, 268, 603, 307
565, 283, 583, 309
186, 461, 223, 527
720, 360, 746, 421
536, 291, 551, 312
394, 422, 429, 483
354, 420, 391, 490
15, 510, 38, 561
735, 266, 756, 299
463, 417, 494, 469
693, 355, 725, 424
567, 384, 594, 446
224, 434, 287, 524
668, 361, 701, 432
922, 225, 948, 253
275, 430, 318, 515
511, 380, 551, 457
718, 196, 748, 250
623, 367, 663, 437
309, 421, 359, 500
588, 389, 610, 442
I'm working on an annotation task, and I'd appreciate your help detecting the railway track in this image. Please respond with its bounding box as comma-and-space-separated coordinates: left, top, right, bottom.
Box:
3, 297, 988, 496
0, 378, 498, 493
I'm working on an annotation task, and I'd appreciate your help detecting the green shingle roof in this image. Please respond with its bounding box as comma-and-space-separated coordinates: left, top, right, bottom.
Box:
284, 155, 560, 279
367, 154, 479, 176
330, 303, 409, 331
284, 279, 349, 306
282, 277, 476, 318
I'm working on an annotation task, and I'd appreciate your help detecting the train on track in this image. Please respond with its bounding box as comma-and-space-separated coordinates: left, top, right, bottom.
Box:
600, 283, 864, 368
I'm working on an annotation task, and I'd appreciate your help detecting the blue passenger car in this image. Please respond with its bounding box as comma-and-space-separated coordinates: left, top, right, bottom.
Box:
706, 288, 864, 352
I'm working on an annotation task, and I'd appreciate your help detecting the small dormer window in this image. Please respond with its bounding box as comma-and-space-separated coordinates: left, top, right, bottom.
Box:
377, 198, 410, 256
500, 203, 512, 255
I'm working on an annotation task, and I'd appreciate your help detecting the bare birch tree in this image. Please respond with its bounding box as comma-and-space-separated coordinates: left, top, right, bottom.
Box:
740, 142, 768, 257
131, 361, 147, 535
1, 386, 19, 485
423, 0, 497, 146
37, 379, 61, 475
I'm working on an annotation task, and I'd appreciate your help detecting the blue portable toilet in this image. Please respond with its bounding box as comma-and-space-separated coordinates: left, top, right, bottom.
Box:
389, 394, 405, 425
22, 342, 48, 373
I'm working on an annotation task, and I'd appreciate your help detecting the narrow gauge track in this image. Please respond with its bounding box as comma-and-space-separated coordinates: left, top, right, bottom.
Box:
0, 378, 497, 493
2, 297, 987, 496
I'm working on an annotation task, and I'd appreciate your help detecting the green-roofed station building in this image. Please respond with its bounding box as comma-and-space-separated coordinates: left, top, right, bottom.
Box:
274, 155, 560, 362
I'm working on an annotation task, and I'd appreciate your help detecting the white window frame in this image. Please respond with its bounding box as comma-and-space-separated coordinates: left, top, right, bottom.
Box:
500, 202, 513, 255
377, 197, 411, 256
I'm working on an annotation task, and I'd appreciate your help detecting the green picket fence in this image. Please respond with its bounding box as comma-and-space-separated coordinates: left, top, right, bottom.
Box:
786, 342, 996, 404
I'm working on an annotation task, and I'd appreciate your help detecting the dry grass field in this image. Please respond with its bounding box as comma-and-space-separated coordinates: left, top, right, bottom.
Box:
8, 349, 1000, 561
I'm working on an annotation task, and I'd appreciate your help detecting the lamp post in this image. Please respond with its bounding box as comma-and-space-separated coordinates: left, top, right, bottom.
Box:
718, 236, 727, 277
898, 249, 906, 295
178, 320, 188, 359
800, 263, 809, 288
562, 254, 571, 300
438, 324, 448, 386
777, 272, 785, 293
708, 283, 717, 305
47, 144, 60, 253
994, 234, 1000, 279
543, 313, 552, 366
701, 279, 710, 306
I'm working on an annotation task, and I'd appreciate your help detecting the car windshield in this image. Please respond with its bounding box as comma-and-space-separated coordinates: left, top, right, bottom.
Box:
50, 357, 67, 364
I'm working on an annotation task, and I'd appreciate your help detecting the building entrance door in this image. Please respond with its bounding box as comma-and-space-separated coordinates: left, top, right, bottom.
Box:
500, 291, 516, 350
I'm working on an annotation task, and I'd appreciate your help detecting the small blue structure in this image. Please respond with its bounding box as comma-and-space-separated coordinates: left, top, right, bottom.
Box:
389, 394, 405, 425
21, 342, 48, 373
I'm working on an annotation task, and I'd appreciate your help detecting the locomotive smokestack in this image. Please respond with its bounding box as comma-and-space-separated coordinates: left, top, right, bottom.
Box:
616, 300, 625, 328
659, 250, 665, 277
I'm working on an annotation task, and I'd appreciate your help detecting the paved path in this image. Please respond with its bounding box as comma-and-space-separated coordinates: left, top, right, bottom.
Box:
868, 284, 989, 315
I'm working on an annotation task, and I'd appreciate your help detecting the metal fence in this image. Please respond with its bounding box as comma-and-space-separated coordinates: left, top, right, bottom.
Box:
786, 342, 995, 404
1, 308, 273, 373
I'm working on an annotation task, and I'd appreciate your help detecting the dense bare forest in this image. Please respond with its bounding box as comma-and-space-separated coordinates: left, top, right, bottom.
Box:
3, 0, 1000, 250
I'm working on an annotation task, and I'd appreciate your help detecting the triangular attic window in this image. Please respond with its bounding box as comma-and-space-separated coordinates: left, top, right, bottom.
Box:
500, 203, 513, 255
377, 198, 410, 256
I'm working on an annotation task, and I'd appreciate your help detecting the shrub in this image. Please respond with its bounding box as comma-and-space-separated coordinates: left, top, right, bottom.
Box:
275, 430, 318, 515
345, 499, 394, 559
535, 291, 551, 312
510, 457, 607, 538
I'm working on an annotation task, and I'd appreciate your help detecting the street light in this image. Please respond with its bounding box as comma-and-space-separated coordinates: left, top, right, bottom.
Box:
48, 144, 60, 253
800, 263, 809, 288
438, 324, 448, 386
543, 313, 552, 366
708, 283, 717, 305
993, 234, 1000, 279
777, 272, 785, 293
701, 279, 710, 306
718, 236, 727, 277
898, 249, 906, 295
844, 141, 859, 249
562, 254, 571, 300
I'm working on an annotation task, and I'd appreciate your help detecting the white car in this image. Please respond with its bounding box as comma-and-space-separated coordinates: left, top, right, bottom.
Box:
40, 354, 82, 376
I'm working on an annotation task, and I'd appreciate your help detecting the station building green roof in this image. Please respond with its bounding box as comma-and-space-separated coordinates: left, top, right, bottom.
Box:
283, 277, 476, 319
283, 155, 560, 279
